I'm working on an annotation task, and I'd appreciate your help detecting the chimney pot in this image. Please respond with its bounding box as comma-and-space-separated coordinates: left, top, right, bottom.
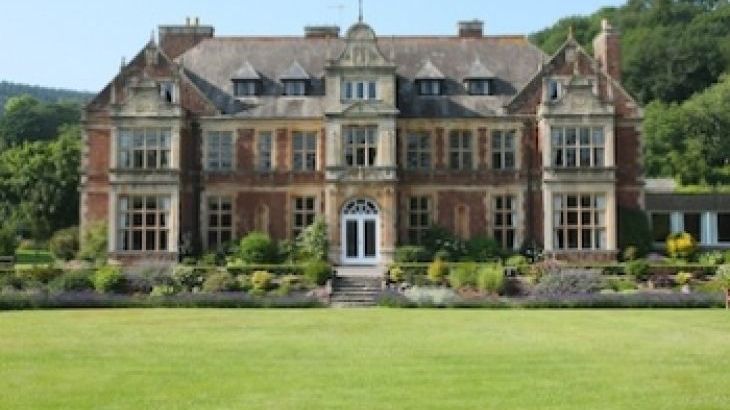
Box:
304, 25, 340, 38
458, 19, 484, 38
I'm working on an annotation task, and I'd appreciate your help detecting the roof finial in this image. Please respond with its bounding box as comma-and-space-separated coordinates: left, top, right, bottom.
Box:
358, 0, 363, 22
568, 24, 574, 40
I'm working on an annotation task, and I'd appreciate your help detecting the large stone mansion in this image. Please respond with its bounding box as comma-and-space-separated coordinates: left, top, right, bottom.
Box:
81, 16, 643, 265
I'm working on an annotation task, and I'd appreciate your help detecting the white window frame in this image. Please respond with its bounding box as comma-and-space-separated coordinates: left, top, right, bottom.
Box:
553, 193, 607, 251
233, 81, 258, 97
118, 128, 171, 170
418, 80, 442, 96
344, 126, 378, 167
466, 79, 491, 96
205, 131, 234, 171
342, 80, 377, 101
405, 131, 431, 170
292, 131, 317, 171
257, 131, 273, 172
117, 195, 171, 252
292, 196, 316, 238
491, 130, 516, 170
493, 195, 517, 250
448, 130, 473, 170
551, 126, 605, 168
407, 196, 431, 245
206, 196, 233, 251
283, 80, 306, 96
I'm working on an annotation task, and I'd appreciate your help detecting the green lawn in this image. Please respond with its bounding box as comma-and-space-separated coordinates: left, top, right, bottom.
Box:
1, 310, 729, 409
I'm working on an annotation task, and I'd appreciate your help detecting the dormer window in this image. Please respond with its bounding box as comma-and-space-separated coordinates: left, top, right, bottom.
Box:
466, 79, 492, 96
280, 61, 310, 97
232, 61, 262, 97
548, 79, 561, 101
283, 80, 307, 96
418, 80, 442, 96
343, 80, 377, 101
158, 81, 176, 103
233, 80, 258, 97
464, 58, 496, 96
415, 59, 446, 96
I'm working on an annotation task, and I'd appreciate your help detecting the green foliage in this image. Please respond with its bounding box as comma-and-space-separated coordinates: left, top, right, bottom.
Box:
426, 259, 449, 284
238, 232, 277, 264
302, 260, 331, 286
625, 259, 650, 281
295, 217, 328, 261
533, 271, 603, 296
93, 265, 125, 294
605, 277, 638, 292
15, 266, 63, 284
0, 223, 18, 256
448, 263, 478, 290
251, 270, 274, 292
676, 272, 693, 286
49, 227, 79, 261
388, 266, 405, 282
476, 265, 505, 295
666, 232, 697, 259
421, 226, 465, 261
78, 222, 107, 263
202, 271, 239, 293
0, 124, 82, 240
465, 235, 502, 262
49, 270, 94, 292
618, 208, 653, 258
504, 255, 529, 267
0, 95, 82, 147
393, 246, 430, 263
716, 264, 730, 289
697, 251, 725, 266
0, 81, 91, 119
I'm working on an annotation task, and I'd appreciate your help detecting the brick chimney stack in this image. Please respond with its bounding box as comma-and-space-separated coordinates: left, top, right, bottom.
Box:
158, 17, 214, 59
593, 19, 621, 81
458, 20, 484, 38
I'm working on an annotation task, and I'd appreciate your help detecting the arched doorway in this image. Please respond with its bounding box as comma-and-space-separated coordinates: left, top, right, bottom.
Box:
341, 198, 379, 265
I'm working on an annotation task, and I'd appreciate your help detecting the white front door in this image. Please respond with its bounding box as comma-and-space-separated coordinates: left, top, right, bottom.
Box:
341, 199, 379, 265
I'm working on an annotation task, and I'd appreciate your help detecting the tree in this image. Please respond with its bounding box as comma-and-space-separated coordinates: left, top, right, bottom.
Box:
0, 95, 81, 148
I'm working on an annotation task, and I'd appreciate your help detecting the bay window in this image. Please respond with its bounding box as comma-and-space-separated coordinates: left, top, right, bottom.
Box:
118, 195, 170, 252
344, 126, 377, 167
118, 128, 171, 169
553, 193, 607, 250
551, 126, 605, 168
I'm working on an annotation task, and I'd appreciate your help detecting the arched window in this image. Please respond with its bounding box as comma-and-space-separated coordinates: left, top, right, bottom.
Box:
342, 198, 379, 215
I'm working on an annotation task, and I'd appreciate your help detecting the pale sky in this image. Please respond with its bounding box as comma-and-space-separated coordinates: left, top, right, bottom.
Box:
1, 0, 624, 92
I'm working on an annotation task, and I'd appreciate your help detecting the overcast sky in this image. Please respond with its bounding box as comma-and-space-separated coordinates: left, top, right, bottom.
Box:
1, 0, 624, 91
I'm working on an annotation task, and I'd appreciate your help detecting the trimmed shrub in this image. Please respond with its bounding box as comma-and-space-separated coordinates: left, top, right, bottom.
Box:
49, 227, 79, 261
49, 270, 94, 292
251, 270, 273, 292
622, 246, 639, 262
676, 272, 693, 286
0, 223, 18, 257
605, 277, 638, 292
427, 259, 448, 284
202, 271, 239, 293
239, 232, 277, 264
303, 260, 331, 286
504, 255, 529, 267
697, 251, 725, 266
93, 266, 125, 294
295, 217, 328, 261
625, 259, 650, 280
533, 271, 603, 296
618, 207, 653, 258
16, 266, 63, 283
388, 266, 405, 282
422, 226, 465, 261
477, 265, 505, 295
465, 236, 502, 262
173, 265, 207, 292
448, 263, 478, 290
666, 232, 697, 259
394, 246, 430, 263
78, 223, 107, 263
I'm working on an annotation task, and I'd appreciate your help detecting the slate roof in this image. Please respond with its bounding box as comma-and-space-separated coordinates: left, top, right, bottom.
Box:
414, 59, 446, 80
464, 58, 496, 79
178, 33, 546, 118
279, 61, 310, 80
232, 60, 260, 80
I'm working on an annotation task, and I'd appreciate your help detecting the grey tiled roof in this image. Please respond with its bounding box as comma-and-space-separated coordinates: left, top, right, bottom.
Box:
465, 58, 496, 79
178, 34, 546, 118
414, 59, 446, 80
232, 61, 260, 80
279, 61, 310, 80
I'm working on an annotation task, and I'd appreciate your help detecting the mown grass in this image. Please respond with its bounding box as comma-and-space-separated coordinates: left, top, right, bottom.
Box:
1, 309, 729, 409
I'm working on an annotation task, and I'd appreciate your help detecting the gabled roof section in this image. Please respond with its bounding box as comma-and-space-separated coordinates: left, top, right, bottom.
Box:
279, 61, 310, 80
505, 37, 640, 117
232, 61, 260, 80
464, 58, 495, 79
415, 59, 445, 80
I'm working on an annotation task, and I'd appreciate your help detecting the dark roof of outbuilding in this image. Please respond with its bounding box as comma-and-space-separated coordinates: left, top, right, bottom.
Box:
178, 34, 546, 117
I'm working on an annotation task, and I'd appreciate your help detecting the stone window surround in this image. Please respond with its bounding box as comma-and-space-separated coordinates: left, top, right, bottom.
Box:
341, 78, 378, 101
200, 190, 238, 251
255, 130, 275, 172
538, 112, 615, 171
542, 183, 617, 253
404, 130, 432, 170
205, 131, 234, 171
201, 127, 237, 172
448, 129, 475, 171
491, 129, 517, 171
110, 120, 181, 170
292, 130, 319, 171
290, 192, 321, 240
406, 195, 432, 244
550, 126, 606, 168
108, 186, 179, 254
205, 195, 234, 251
487, 188, 524, 251
552, 192, 608, 251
